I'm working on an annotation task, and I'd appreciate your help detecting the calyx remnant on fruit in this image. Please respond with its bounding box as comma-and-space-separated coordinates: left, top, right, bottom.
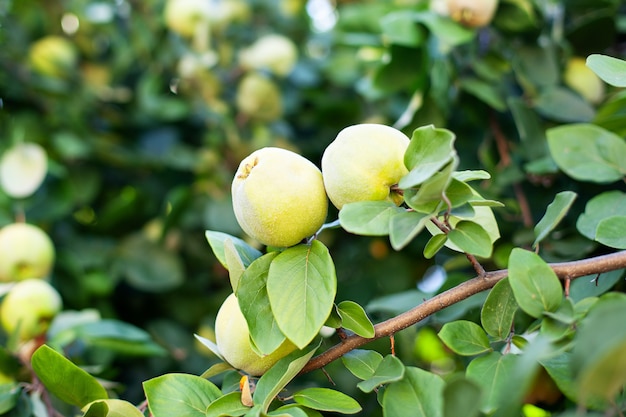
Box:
231, 147, 328, 248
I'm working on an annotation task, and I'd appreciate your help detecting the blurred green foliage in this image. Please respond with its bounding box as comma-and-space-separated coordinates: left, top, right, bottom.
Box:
0, 0, 626, 415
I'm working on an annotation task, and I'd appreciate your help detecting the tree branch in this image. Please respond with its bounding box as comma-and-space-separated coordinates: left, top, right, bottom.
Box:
301, 250, 626, 374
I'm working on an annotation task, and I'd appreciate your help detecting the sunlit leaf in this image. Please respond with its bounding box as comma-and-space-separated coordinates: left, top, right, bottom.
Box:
31, 345, 108, 408
339, 201, 403, 236
336, 301, 375, 338
293, 388, 361, 414
586, 54, 626, 87
205, 231, 262, 269
267, 241, 336, 349
237, 252, 286, 355
143, 373, 221, 417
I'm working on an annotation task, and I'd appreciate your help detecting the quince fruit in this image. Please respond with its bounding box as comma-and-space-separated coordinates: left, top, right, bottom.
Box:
564, 57, 605, 104
321, 124, 410, 210
215, 294, 296, 376
0, 223, 55, 282
28, 36, 77, 78
235, 73, 283, 121
444, 0, 499, 28
232, 147, 327, 247
239, 34, 298, 77
1, 279, 62, 341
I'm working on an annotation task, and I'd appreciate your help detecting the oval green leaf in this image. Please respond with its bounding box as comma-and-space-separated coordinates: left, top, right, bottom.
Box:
205, 230, 262, 269
438, 320, 491, 356
143, 373, 221, 417
533, 191, 577, 248
466, 352, 518, 413
443, 378, 482, 417
547, 124, 626, 183
356, 354, 405, 393
338, 201, 402, 236
267, 241, 336, 349
586, 54, 626, 87
83, 399, 144, 417
389, 209, 429, 251
423, 234, 448, 259
341, 349, 384, 380
507, 248, 563, 318
204, 392, 250, 417
293, 388, 361, 414
480, 278, 518, 340
447, 220, 493, 258
31, 345, 108, 408
237, 252, 286, 355
576, 191, 626, 240
401, 125, 456, 187
595, 215, 626, 249
382, 367, 444, 417
336, 301, 375, 338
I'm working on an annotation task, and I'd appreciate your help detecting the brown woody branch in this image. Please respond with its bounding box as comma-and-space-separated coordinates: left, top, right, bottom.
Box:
301, 250, 626, 374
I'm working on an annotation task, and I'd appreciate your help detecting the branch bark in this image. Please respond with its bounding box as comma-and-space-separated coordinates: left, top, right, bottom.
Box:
301, 250, 626, 374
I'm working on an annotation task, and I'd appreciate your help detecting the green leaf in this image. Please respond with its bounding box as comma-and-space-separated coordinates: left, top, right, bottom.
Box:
143, 373, 222, 417
586, 54, 626, 87
404, 157, 458, 213
534, 87, 595, 122
205, 231, 262, 269
83, 399, 144, 417
547, 124, 626, 183
423, 234, 447, 259
572, 295, 626, 403
459, 77, 507, 112
267, 241, 336, 349
533, 191, 577, 248
204, 392, 250, 417
293, 388, 361, 414
447, 220, 493, 258
466, 352, 518, 413
253, 344, 319, 413
31, 345, 108, 408
569, 269, 624, 302
336, 301, 375, 338
338, 201, 403, 236
480, 278, 518, 340
380, 11, 425, 47
414, 11, 474, 47
237, 252, 286, 355
389, 209, 429, 251
0, 384, 21, 414
400, 124, 456, 188
224, 238, 246, 293
341, 349, 383, 380
576, 191, 626, 240
595, 216, 626, 249
382, 367, 444, 417
356, 354, 405, 393
268, 404, 322, 417
507, 248, 563, 318
443, 378, 482, 417
71, 319, 166, 356
438, 320, 492, 356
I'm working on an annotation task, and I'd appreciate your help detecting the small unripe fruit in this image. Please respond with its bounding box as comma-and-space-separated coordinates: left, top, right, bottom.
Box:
1, 279, 62, 341
232, 147, 328, 247
235, 73, 283, 121
0, 143, 47, 198
564, 57, 605, 104
215, 294, 297, 376
444, 0, 499, 28
239, 34, 298, 77
163, 0, 211, 37
28, 36, 77, 78
321, 124, 410, 210
0, 223, 55, 282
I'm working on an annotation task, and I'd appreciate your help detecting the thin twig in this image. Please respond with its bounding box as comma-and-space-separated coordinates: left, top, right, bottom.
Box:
300, 250, 626, 374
